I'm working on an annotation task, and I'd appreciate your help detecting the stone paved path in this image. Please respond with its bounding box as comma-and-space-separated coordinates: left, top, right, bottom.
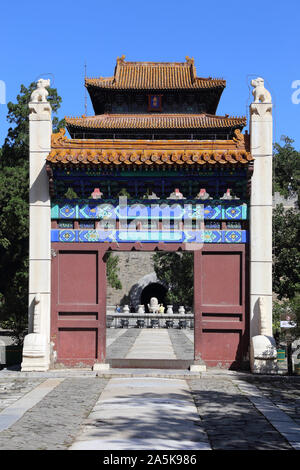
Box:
106, 329, 140, 359
106, 327, 194, 360
125, 329, 176, 359
189, 376, 295, 450
168, 328, 194, 360
106, 328, 128, 347
0, 329, 300, 450
248, 376, 300, 428
70, 377, 210, 450
0, 378, 44, 412
0, 378, 108, 450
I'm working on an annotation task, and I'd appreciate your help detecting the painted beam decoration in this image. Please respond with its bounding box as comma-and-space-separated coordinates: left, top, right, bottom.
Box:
51, 200, 248, 221
51, 228, 247, 244
51, 199, 248, 244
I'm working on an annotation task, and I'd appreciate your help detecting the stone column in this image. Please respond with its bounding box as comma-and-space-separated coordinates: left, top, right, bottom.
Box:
21, 79, 52, 371
250, 77, 273, 338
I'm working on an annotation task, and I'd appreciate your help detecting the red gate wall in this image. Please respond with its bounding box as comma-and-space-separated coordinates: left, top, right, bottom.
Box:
194, 245, 248, 369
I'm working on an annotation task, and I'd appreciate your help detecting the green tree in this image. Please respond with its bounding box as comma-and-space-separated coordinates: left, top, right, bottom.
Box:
1, 82, 65, 168
291, 293, 300, 337
106, 253, 122, 290
272, 137, 300, 335
273, 205, 300, 300
0, 165, 29, 343
273, 136, 300, 207
152, 252, 193, 308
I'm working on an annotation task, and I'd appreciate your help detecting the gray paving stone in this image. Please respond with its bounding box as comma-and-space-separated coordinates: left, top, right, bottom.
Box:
0, 330, 300, 450
0, 378, 44, 412
69, 377, 211, 450
167, 329, 194, 360
106, 329, 140, 359
244, 376, 300, 427
188, 377, 293, 450
0, 378, 108, 450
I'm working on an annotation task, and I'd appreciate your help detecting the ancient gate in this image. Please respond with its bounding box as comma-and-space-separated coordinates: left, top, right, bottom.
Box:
22, 57, 274, 372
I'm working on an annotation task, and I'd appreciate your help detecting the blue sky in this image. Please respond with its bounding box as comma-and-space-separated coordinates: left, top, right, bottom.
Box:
0, 0, 299, 148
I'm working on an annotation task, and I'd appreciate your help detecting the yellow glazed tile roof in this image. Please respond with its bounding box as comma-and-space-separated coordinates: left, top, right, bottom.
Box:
66, 113, 246, 130
47, 129, 253, 166
47, 148, 253, 166
85, 56, 226, 90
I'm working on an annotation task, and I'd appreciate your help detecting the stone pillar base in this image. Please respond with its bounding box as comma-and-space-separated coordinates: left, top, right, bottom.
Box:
93, 363, 110, 371
250, 335, 278, 374
251, 359, 278, 375
190, 364, 206, 372
21, 358, 49, 372
21, 333, 50, 372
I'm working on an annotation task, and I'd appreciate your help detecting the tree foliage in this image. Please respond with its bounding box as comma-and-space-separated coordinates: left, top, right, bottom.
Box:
152, 252, 193, 308
273, 136, 300, 207
273, 137, 300, 333
0, 165, 29, 338
273, 205, 300, 300
106, 253, 122, 290
273, 294, 300, 342
1, 83, 65, 168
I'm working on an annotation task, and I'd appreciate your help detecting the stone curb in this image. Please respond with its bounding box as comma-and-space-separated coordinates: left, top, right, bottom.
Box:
234, 379, 300, 450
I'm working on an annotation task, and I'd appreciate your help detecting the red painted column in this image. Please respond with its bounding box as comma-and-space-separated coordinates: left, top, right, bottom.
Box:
96, 245, 107, 364
193, 249, 203, 362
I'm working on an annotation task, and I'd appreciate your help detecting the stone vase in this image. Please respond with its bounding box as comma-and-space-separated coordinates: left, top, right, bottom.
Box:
123, 305, 130, 314
178, 306, 185, 315
166, 305, 173, 315
137, 305, 145, 314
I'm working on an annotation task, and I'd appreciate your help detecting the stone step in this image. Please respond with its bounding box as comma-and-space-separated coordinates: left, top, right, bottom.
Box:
108, 358, 194, 369
96, 368, 203, 379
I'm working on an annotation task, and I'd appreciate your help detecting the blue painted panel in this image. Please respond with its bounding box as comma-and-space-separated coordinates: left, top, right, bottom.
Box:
51, 229, 248, 244
52, 201, 248, 221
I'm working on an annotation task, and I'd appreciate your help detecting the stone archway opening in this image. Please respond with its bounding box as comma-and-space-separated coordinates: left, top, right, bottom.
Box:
140, 282, 168, 312
105, 249, 195, 367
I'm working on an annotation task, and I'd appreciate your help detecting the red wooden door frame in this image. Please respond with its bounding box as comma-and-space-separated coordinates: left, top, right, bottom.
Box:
194, 244, 249, 369
51, 243, 107, 367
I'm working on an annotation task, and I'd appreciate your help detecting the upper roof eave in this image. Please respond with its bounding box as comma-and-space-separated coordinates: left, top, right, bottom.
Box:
85, 56, 226, 91
65, 113, 246, 131
46, 128, 252, 167
85, 77, 226, 91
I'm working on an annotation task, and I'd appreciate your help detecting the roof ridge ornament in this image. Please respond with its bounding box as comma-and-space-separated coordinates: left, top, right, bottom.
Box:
185, 56, 196, 83
51, 128, 67, 147
117, 54, 126, 63
233, 129, 245, 148
114, 55, 126, 83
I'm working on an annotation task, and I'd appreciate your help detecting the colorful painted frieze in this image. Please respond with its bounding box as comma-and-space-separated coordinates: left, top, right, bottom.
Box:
51, 201, 248, 221
51, 229, 248, 244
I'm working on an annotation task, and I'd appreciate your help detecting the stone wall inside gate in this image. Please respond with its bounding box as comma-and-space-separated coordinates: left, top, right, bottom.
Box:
106, 252, 155, 309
